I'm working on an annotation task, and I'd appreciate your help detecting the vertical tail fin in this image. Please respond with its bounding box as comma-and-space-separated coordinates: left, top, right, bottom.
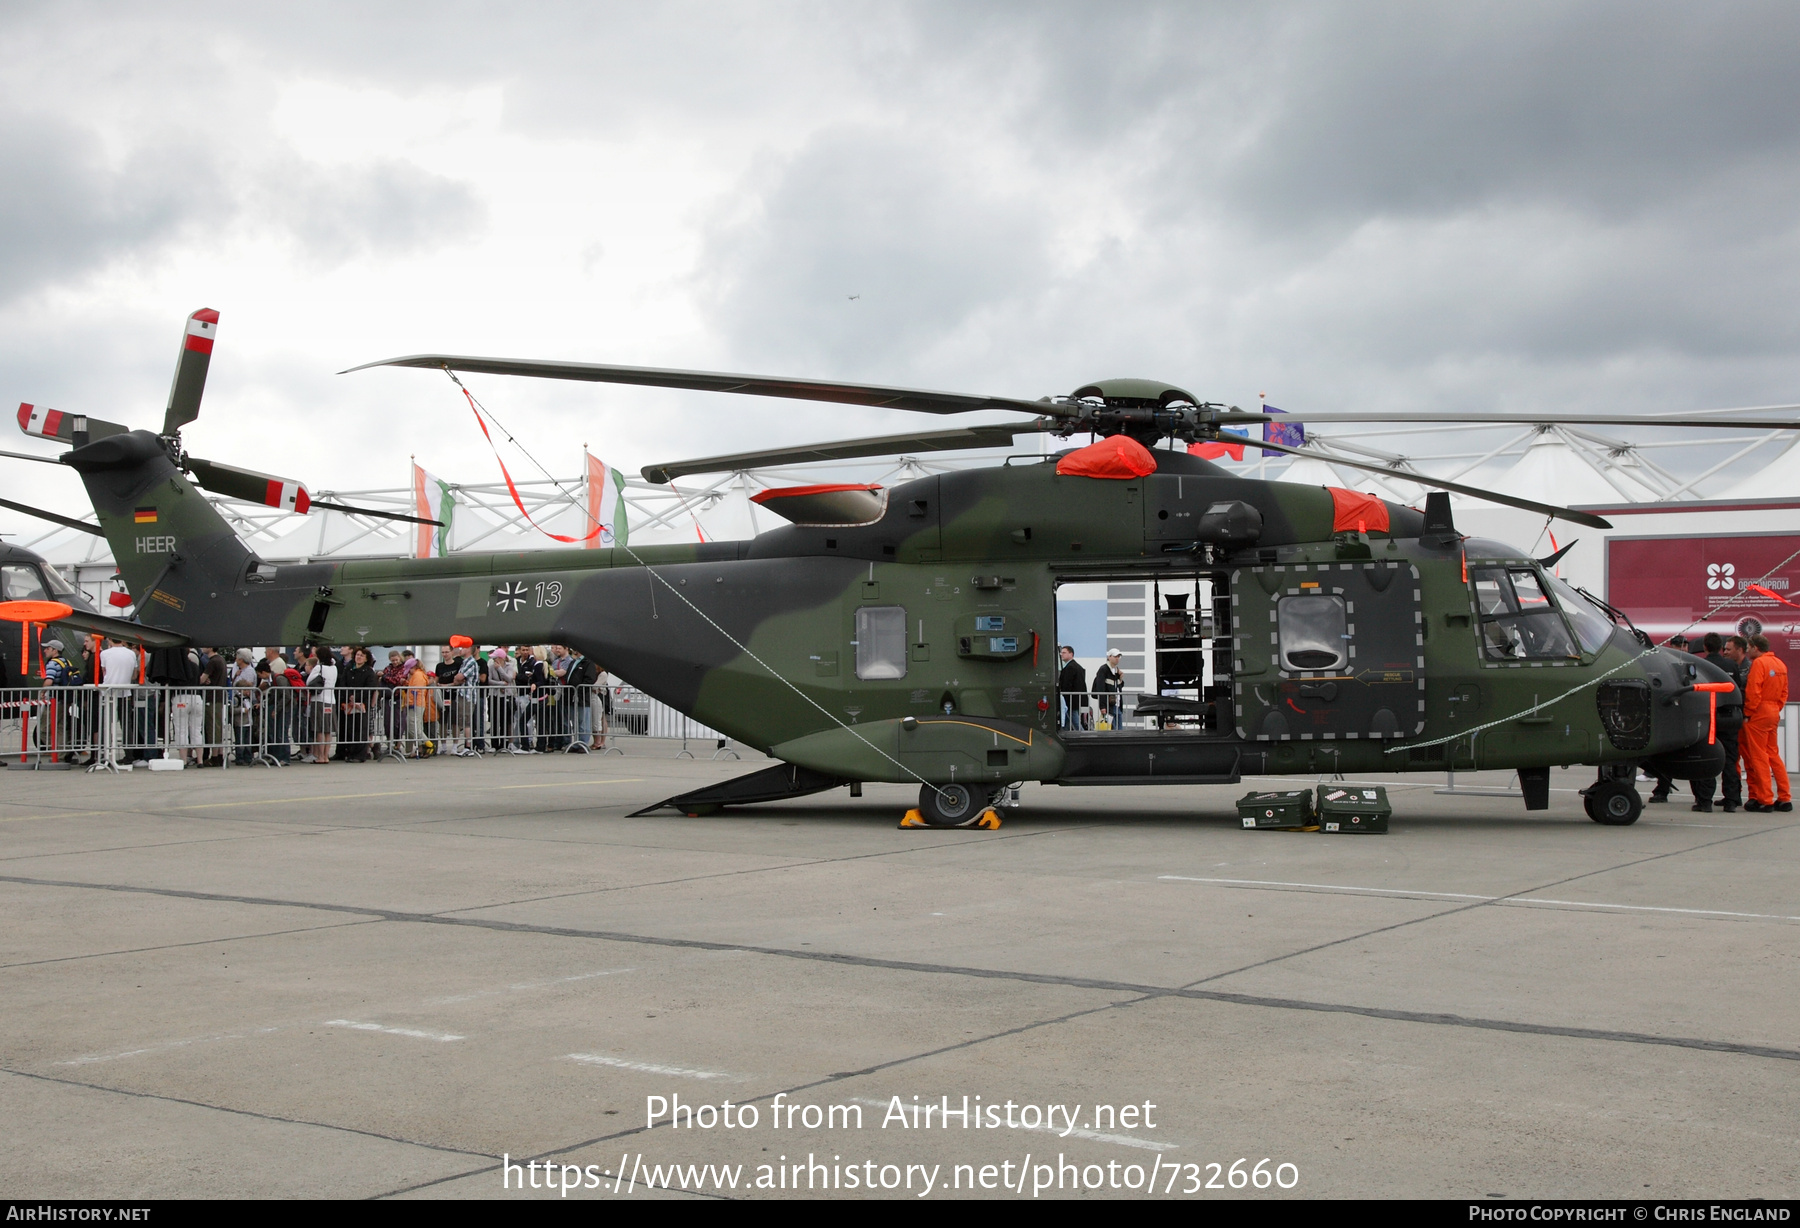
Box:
64, 430, 259, 625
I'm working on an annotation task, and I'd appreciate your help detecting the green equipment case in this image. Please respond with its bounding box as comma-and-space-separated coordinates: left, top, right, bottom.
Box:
1237, 789, 1315, 830
1317, 785, 1391, 834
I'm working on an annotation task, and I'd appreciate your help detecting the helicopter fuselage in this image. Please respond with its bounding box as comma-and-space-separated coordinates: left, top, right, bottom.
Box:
69, 431, 1723, 797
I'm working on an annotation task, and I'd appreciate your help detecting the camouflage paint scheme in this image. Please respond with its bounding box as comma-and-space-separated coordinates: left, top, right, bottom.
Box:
66, 427, 1727, 800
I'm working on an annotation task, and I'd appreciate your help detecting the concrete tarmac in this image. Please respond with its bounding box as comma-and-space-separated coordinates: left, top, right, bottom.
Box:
0, 748, 1795, 1200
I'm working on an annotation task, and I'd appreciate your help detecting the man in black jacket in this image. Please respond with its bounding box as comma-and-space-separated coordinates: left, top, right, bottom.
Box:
1691, 632, 1747, 813
565, 650, 600, 750
514, 645, 547, 752
1057, 645, 1089, 730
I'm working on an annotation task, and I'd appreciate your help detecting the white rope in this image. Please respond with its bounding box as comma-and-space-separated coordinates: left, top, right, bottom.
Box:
444, 370, 954, 801
1386, 544, 1800, 754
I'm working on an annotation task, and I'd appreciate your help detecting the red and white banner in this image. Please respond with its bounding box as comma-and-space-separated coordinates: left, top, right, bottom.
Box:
1608, 533, 1800, 674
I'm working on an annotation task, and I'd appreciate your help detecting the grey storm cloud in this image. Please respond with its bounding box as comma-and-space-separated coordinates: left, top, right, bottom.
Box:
699, 131, 1055, 375
253, 158, 486, 267
678, 2, 1800, 412
2, 1, 1799, 481
0, 125, 482, 307
0, 5, 487, 304
0, 114, 223, 305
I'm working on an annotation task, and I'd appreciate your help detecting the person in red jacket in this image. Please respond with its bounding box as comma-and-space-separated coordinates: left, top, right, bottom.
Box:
1740, 634, 1792, 812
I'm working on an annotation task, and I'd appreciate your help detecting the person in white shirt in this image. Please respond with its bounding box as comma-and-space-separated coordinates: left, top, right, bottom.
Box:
97, 638, 139, 765
305, 651, 338, 763
99, 638, 138, 685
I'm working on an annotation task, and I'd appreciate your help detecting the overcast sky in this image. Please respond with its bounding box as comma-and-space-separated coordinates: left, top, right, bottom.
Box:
3, 1, 1798, 529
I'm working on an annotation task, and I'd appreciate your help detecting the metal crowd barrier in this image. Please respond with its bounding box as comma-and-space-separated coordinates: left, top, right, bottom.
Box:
0, 681, 737, 771
1, 684, 235, 772
12, 682, 1797, 778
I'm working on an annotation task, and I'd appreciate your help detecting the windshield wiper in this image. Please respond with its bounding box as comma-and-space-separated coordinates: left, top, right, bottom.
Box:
1576, 585, 1651, 648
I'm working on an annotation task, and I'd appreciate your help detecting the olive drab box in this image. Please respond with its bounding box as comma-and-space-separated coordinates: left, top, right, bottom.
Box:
1237, 788, 1314, 830
1318, 785, 1391, 834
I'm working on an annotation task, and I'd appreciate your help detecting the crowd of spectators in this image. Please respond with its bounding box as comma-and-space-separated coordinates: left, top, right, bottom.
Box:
9, 637, 616, 768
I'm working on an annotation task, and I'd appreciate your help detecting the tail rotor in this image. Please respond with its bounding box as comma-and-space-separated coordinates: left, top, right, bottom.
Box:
161, 308, 218, 438
7, 307, 440, 531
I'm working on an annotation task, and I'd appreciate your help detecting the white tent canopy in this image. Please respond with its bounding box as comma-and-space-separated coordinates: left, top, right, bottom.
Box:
1716, 437, 1800, 500
1486, 429, 1662, 506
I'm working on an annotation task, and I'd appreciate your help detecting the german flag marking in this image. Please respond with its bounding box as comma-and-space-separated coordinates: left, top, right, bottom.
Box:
133, 508, 158, 524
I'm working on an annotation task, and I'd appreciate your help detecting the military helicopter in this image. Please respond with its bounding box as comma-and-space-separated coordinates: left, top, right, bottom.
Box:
14, 311, 1798, 826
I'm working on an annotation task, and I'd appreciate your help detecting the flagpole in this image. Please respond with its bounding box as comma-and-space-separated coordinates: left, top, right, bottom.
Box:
1257, 396, 1266, 479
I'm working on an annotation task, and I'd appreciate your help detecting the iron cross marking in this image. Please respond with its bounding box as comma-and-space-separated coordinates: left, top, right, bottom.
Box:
494, 581, 528, 612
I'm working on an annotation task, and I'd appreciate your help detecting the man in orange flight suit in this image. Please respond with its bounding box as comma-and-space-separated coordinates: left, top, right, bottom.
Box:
1740, 633, 1792, 813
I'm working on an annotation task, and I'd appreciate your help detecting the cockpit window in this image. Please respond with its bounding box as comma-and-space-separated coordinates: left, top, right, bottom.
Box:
1542, 572, 1617, 655
1277, 593, 1347, 672
0, 564, 48, 602
1470, 567, 1580, 660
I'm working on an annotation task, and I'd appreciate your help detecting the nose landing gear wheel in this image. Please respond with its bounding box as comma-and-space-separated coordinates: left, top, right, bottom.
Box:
918, 782, 978, 827
1584, 780, 1643, 826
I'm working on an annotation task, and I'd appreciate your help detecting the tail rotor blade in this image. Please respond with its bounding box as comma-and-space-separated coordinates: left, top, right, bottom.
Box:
186, 456, 311, 513
185, 458, 441, 525
162, 308, 219, 437
16, 403, 130, 444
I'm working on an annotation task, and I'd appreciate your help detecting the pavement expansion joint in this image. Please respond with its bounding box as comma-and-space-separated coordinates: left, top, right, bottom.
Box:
3, 868, 1795, 1065
0, 1066, 500, 1161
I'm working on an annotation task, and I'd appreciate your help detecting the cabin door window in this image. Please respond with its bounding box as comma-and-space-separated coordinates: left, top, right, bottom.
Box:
854, 606, 908, 680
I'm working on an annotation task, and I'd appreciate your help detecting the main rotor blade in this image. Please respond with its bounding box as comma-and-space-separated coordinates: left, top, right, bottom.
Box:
0, 497, 103, 536
1252, 438, 1614, 529
641, 422, 1054, 484
1245, 406, 1800, 429
309, 500, 443, 527
345, 354, 1066, 419
0, 447, 68, 466
162, 308, 219, 437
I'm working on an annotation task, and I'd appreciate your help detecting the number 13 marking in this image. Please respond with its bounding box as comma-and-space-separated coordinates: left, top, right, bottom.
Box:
535, 581, 562, 608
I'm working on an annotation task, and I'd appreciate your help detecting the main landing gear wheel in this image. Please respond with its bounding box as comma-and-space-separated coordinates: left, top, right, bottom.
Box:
918, 783, 979, 827
1584, 780, 1643, 826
